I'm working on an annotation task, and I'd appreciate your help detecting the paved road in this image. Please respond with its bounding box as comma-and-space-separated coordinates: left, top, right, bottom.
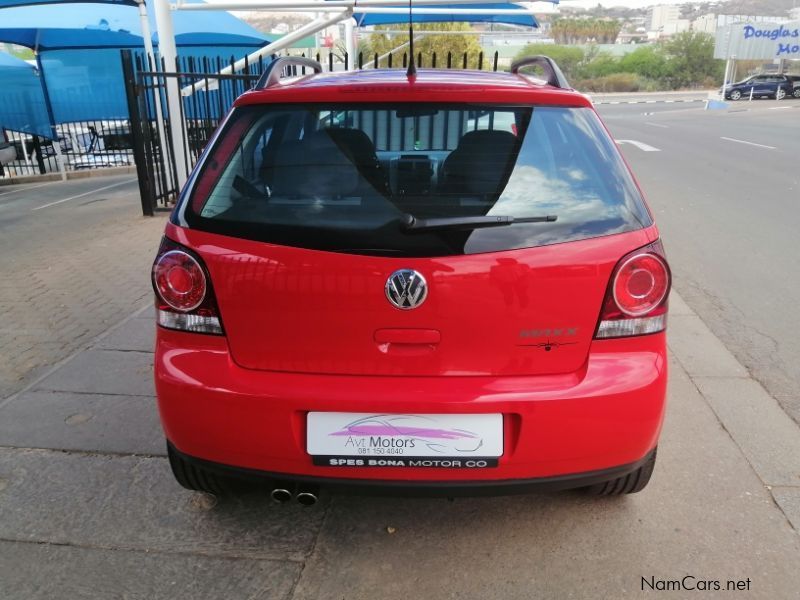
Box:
2, 292, 799, 599
1, 111, 800, 597
597, 99, 800, 426
0, 176, 165, 399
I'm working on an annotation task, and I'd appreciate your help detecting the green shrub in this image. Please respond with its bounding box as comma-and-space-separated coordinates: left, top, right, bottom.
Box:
573, 73, 642, 93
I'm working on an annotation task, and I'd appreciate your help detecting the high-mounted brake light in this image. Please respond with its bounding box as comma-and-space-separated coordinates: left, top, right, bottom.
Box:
152, 238, 223, 335
595, 242, 670, 339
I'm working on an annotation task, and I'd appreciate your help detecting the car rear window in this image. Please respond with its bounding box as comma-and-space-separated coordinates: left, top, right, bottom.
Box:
182, 103, 651, 256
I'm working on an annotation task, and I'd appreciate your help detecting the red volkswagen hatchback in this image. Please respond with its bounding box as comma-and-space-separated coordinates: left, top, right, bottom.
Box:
153, 57, 670, 503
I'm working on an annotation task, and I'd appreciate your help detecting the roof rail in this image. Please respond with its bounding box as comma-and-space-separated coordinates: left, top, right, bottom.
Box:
255, 57, 323, 90
510, 56, 571, 90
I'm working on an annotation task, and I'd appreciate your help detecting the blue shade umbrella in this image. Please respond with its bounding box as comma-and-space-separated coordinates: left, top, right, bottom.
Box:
353, 2, 545, 28
0, 0, 270, 124
0, 0, 270, 50
0, 51, 51, 137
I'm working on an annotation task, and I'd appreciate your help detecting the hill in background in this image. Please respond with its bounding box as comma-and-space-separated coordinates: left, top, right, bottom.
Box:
563, 1, 797, 19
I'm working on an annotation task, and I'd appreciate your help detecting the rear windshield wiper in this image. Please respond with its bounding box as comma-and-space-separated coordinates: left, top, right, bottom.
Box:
400, 213, 557, 232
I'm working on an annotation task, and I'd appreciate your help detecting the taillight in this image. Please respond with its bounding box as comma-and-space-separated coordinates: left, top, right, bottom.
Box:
151, 238, 223, 335
595, 241, 670, 339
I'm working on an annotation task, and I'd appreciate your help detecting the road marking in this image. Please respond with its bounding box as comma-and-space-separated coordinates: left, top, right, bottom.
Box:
0, 181, 59, 198
593, 98, 706, 105
720, 137, 776, 150
645, 122, 669, 129
768, 106, 792, 110
616, 139, 661, 152
31, 179, 137, 211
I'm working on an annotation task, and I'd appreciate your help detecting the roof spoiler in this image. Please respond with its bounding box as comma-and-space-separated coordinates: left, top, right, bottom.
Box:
255, 57, 323, 90
510, 56, 571, 90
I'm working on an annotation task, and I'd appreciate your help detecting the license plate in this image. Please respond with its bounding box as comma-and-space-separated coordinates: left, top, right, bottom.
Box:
307, 412, 503, 468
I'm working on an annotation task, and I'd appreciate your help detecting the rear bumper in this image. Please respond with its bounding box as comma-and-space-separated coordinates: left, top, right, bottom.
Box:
168, 442, 657, 496
155, 328, 667, 485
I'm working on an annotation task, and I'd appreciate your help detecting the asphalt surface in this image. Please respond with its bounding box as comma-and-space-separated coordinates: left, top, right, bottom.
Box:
597, 98, 800, 426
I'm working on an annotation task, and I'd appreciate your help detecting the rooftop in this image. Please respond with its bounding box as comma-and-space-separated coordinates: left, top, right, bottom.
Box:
236, 67, 591, 107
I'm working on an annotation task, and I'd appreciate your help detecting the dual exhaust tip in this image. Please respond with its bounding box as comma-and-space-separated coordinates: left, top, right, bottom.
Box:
271, 486, 318, 506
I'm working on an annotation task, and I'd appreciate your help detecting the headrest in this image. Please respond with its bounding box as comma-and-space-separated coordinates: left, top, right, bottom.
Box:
456, 129, 519, 154
322, 128, 378, 165
271, 132, 360, 198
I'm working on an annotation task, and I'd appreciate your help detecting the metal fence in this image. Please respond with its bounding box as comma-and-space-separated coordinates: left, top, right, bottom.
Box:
0, 120, 134, 179
122, 48, 502, 216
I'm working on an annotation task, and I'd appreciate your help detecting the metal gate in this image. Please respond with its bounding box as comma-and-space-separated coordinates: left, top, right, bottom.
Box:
122, 48, 501, 216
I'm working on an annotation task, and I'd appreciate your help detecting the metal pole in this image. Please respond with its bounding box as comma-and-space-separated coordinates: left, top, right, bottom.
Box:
344, 17, 356, 71
153, 0, 189, 186
175, 0, 519, 9
121, 49, 155, 216
178, 3, 536, 16
35, 53, 67, 180
722, 57, 731, 96
137, 0, 169, 180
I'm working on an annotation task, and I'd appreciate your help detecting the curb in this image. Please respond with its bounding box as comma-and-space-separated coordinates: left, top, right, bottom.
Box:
594, 98, 706, 106
668, 290, 800, 532
0, 165, 137, 187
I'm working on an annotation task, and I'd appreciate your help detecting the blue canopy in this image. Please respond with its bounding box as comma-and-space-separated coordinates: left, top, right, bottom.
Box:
0, 0, 136, 5
0, 0, 135, 5
0, 0, 270, 50
0, 51, 51, 137
0, 51, 33, 68
353, 2, 545, 28
0, 0, 270, 131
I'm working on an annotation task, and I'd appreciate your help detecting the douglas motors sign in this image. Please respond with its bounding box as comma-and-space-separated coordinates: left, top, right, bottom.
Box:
714, 20, 800, 60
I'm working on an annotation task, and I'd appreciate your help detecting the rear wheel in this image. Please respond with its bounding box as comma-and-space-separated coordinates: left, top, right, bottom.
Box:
585, 448, 657, 496
793, 88, 800, 99
729, 90, 742, 101
167, 443, 231, 495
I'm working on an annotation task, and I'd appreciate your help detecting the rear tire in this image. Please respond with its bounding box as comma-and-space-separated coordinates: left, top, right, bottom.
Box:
167, 443, 230, 495
585, 448, 657, 496
793, 88, 800, 99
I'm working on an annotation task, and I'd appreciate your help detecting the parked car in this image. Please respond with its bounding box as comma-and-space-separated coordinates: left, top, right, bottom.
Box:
786, 74, 800, 98
0, 131, 16, 171
153, 57, 671, 502
721, 74, 794, 100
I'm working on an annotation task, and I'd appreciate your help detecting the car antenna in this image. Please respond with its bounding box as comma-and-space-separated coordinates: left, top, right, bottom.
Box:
406, 0, 416, 78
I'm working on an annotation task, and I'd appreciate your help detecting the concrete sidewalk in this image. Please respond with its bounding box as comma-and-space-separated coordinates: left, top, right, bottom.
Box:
0, 176, 165, 399
0, 291, 798, 599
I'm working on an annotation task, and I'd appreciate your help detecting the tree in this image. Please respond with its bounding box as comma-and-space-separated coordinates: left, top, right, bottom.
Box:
618, 45, 668, 81
362, 23, 484, 69
578, 52, 620, 79
660, 31, 723, 88
551, 18, 622, 45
